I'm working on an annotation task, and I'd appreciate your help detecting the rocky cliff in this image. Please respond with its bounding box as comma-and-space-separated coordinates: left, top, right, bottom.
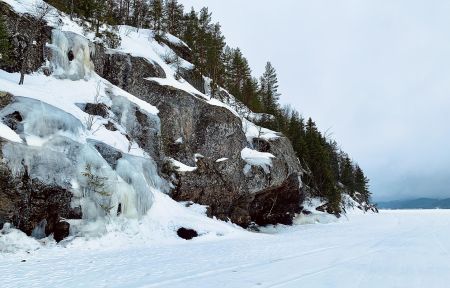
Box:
0, 0, 304, 240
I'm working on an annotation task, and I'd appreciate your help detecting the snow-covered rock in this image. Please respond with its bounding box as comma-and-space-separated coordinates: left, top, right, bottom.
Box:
0, 0, 306, 244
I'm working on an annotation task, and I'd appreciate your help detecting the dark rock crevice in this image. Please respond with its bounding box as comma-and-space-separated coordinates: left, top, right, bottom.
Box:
249, 174, 303, 226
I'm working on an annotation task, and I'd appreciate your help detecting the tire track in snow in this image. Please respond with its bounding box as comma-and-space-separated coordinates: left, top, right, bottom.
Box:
142, 217, 404, 288
139, 244, 347, 288
353, 215, 402, 288
263, 217, 410, 288
262, 248, 382, 288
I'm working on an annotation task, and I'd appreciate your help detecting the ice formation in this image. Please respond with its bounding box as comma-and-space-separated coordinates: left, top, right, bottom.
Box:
0, 28, 171, 237
47, 30, 95, 80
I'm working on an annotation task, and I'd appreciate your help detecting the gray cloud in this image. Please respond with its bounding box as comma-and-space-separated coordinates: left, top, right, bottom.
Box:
180, 0, 450, 201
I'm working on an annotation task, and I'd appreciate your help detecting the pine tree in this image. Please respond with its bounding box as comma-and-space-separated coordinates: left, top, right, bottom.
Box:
195, 7, 212, 75
92, 0, 107, 35
130, 0, 143, 27
149, 0, 164, 36
228, 48, 251, 102
0, 15, 11, 66
259, 62, 280, 114
182, 8, 199, 56
206, 23, 225, 95
242, 77, 259, 108
163, 0, 184, 36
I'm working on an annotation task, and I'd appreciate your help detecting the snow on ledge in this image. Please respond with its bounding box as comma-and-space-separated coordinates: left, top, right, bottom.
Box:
241, 147, 275, 173
242, 118, 280, 142
169, 158, 197, 172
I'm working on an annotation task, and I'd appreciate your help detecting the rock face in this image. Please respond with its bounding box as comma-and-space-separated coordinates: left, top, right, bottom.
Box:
99, 54, 304, 227
249, 174, 302, 225
101, 52, 166, 91
0, 140, 80, 238
0, 2, 51, 74
0, 2, 306, 237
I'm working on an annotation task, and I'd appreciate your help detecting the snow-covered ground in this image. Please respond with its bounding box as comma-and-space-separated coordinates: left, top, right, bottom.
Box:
1, 210, 449, 288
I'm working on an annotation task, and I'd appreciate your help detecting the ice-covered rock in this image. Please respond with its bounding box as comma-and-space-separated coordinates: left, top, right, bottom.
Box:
47, 30, 95, 80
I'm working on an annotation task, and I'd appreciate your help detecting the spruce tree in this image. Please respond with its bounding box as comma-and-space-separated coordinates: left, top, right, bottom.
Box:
340, 156, 355, 195
221, 45, 233, 85
303, 118, 341, 213
287, 110, 308, 163
354, 165, 371, 203
259, 62, 280, 114
228, 48, 251, 102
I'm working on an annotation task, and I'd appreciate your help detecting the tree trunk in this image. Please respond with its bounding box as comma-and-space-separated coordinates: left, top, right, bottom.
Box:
18, 46, 28, 85
19, 71, 24, 85
70, 0, 74, 20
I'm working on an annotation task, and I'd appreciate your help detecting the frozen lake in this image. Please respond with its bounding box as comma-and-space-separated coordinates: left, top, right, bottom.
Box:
2, 210, 450, 288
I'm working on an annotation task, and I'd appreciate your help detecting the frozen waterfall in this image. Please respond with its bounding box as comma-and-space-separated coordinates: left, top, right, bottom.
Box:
47, 30, 95, 80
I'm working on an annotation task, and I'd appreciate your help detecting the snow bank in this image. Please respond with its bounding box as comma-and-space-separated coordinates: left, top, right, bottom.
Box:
65, 193, 246, 250
292, 198, 340, 225
0, 223, 41, 253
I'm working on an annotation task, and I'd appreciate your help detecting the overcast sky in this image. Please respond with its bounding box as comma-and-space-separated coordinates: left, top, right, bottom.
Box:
180, 0, 450, 201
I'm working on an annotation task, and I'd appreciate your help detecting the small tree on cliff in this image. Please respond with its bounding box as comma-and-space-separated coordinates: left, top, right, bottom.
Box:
82, 163, 113, 214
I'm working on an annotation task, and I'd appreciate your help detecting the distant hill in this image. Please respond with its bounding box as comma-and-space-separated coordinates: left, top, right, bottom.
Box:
377, 198, 450, 209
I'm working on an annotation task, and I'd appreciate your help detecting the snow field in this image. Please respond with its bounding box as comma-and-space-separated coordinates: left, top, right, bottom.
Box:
1, 210, 449, 288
